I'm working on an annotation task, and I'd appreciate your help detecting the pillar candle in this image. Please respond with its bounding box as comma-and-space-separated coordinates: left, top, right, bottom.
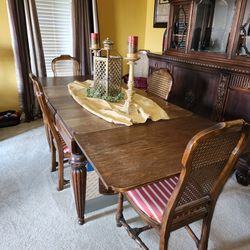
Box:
91, 33, 99, 49
127, 36, 138, 58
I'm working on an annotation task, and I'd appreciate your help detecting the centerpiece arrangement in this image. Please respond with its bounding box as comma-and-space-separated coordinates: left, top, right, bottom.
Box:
68, 34, 169, 126
89, 34, 124, 102
88, 33, 144, 115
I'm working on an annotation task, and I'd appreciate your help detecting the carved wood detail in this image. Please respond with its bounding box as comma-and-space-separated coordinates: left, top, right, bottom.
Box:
212, 74, 230, 121
158, 54, 250, 74
230, 74, 250, 89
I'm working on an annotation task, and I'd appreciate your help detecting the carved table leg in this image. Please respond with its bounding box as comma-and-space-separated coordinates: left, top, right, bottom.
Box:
70, 153, 87, 225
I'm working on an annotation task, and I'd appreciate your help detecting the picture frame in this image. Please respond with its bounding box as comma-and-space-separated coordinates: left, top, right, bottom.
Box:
153, 0, 170, 28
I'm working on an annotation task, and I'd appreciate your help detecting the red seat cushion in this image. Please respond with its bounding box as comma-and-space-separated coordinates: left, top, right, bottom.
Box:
126, 175, 179, 223
62, 142, 70, 154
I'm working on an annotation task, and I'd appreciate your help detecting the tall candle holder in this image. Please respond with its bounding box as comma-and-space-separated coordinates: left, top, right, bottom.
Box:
121, 56, 140, 114
120, 35, 139, 114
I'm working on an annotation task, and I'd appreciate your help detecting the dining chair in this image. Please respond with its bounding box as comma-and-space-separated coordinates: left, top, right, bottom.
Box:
147, 68, 173, 100
116, 119, 250, 250
51, 55, 80, 76
134, 49, 150, 89
29, 73, 70, 191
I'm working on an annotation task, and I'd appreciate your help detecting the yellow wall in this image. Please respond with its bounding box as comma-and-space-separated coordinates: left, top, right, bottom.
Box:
0, 0, 19, 112
144, 0, 166, 52
97, 0, 147, 73
97, 0, 165, 73
0, 0, 164, 112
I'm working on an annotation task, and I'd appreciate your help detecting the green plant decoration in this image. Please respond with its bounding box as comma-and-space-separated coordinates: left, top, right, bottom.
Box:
86, 87, 124, 103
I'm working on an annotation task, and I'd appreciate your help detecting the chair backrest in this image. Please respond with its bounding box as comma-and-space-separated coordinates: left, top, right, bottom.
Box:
29, 73, 62, 149
147, 68, 173, 100
161, 119, 250, 233
134, 50, 149, 78
51, 55, 80, 77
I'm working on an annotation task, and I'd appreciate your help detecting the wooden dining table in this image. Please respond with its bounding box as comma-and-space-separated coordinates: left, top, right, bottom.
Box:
42, 76, 214, 225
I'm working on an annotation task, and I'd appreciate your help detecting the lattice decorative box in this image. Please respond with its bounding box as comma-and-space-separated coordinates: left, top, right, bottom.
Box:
94, 55, 122, 96
89, 38, 123, 102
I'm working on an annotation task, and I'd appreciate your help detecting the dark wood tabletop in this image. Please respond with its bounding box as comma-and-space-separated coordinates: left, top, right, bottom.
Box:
42, 76, 193, 148
74, 115, 214, 192
42, 76, 214, 224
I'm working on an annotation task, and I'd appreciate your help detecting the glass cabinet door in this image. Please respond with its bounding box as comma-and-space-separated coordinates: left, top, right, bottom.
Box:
191, 0, 236, 53
237, 0, 250, 57
170, 4, 190, 50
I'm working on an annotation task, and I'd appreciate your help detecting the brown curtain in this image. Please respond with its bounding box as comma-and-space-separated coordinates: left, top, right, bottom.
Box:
72, 0, 95, 76
24, 0, 46, 78
7, 0, 46, 121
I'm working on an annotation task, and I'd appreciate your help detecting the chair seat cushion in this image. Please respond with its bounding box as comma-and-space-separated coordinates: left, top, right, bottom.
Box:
126, 175, 179, 223
62, 143, 70, 154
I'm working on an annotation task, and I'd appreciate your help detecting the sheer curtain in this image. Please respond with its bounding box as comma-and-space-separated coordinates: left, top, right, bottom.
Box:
7, 0, 46, 121
72, 0, 97, 76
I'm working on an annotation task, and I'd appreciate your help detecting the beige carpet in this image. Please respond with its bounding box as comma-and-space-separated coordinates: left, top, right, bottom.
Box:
0, 125, 250, 250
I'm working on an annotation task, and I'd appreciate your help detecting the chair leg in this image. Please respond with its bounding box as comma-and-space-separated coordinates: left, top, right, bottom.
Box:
198, 213, 213, 250
116, 193, 152, 250
51, 139, 57, 172
48, 129, 57, 172
44, 124, 51, 150
57, 151, 64, 191
159, 232, 171, 250
116, 193, 124, 227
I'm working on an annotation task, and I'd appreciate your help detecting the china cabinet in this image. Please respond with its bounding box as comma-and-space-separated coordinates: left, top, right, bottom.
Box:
148, 0, 250, 122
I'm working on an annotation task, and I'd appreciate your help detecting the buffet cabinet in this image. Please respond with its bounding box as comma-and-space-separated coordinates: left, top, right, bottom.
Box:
149, 0, 250, 122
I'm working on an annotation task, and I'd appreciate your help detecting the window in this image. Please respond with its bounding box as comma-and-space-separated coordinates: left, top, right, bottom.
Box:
36, 0, 73, 76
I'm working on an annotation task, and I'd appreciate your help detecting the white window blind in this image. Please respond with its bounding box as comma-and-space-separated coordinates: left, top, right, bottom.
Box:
36, 0, 73, 76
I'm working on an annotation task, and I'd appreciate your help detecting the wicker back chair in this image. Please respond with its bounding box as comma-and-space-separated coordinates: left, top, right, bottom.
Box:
147, 68, 173, 100
116, 119, 250, 250
51, 55, 80, 76
29, 73, 70, 191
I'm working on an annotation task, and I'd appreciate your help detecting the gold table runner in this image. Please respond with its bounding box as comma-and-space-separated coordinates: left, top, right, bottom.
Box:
68, 80, 169, 126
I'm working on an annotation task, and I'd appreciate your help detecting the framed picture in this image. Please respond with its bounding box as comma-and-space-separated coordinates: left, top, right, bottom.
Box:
153, 0, 170, 28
